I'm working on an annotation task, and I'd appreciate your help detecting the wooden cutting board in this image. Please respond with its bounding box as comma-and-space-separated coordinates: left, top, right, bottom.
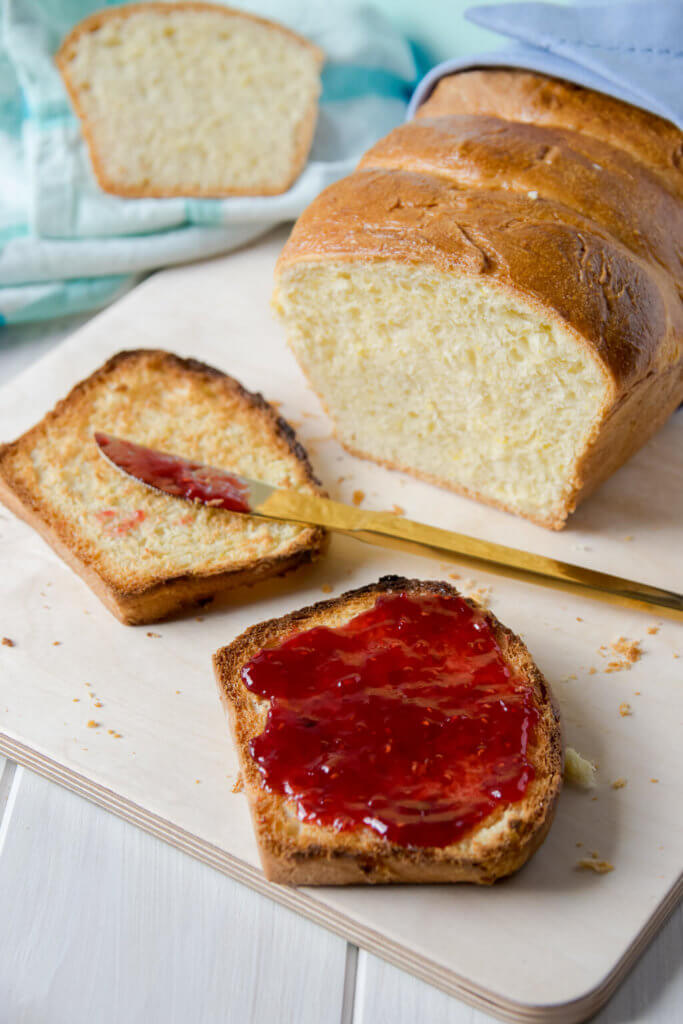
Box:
1, 229, 681, 1024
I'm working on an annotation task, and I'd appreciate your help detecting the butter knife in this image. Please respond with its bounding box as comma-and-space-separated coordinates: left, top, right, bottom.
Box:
94, 432, 683, 622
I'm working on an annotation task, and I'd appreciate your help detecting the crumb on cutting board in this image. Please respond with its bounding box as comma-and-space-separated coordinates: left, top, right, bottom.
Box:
611, 777, 627, 789
576, 856, 614, 874
565, 748, 597, 789
352, 489, 365, 506
232, 773, 244, 794
619, 702, 633, 717
647, 625, 659, 635
2, 637, 15, 647
86, 720, 99, 729
602, 637, 643, 673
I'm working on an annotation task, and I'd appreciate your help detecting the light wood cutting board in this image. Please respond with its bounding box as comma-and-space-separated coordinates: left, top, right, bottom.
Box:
1, 229, 681, 1024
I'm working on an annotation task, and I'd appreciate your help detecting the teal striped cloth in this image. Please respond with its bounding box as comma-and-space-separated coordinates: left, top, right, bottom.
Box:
0, 1, 418, 324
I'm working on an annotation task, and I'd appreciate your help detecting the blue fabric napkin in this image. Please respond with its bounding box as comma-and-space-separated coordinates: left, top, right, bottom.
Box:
0, 1, 417, 324
408, 2, 683, 128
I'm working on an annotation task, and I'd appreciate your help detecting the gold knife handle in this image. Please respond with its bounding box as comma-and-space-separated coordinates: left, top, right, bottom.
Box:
343, 528, 683, 622
257, 490, 683, 622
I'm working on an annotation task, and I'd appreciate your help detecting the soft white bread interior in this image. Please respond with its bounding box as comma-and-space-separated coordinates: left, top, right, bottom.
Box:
273, 71, 683, 528
275, 259, 607, 525
0, 350, 325, 624
56, 2, 323, 197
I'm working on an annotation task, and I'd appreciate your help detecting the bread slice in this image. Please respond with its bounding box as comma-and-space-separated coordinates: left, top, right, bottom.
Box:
56, 2, 324, 198
0, 350, 325, 625
213, 576, 563, 885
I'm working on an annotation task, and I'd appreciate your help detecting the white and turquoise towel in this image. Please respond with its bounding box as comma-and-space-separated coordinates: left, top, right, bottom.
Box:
0, 0, 418, 323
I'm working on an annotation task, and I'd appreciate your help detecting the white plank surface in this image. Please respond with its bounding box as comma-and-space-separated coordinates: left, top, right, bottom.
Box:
0, 766, 349, 1024
355, 904, 683, 1024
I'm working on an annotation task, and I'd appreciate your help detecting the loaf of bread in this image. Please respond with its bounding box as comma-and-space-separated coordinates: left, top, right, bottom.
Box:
0, 350, 325, 624
214, 575, 562, 884
56, 2, 323, 198
273, 69, 683, 528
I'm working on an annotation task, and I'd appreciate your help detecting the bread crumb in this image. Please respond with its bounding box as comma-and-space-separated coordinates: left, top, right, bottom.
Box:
650, 778, 659, 784
576, 841, 583, 848
588, 667, 597, 674
52, 641, 62, 646
647, 626, 659, 635
2, 637, 15, 647
146, 631, 161, 638
565, 748, 597, 789
576, 617, 583, 622
576, 857, 614, 874
604, 637, 642, 673
562, 673, 577, 682
114, 733, 122, 739
85, 683, 92, 687
613, 637, 642, 662
175, 690, 181, 694
94, 701, 103, 708
611, 777, 627, 789
108, 729, 115, 735
449, 573, 461, 580
86, 720, 99, 728
321, 584, 333, 594
624, 535, 634, 541
391, 504, 405, 516
352, 489, 365, 506
195, 779, 201, 784
619, 702, 633, 717
232, 773, 244, 794
73, 698, 80, 703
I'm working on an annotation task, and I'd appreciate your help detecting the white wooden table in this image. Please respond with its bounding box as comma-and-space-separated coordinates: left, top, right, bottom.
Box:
1, 311, 682, 1024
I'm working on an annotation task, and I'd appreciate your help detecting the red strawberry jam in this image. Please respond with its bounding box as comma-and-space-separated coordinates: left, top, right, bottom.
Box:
95, 432, 251, 513
242, 590, 539, 848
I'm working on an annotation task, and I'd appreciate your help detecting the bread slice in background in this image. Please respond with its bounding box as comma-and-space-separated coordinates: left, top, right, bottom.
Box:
56, 2, 324, 198
214, 575, 563, 885
0, 350, 325, 624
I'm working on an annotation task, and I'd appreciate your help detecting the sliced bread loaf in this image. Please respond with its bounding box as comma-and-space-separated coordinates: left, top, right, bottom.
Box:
214, 576, 563, 885
0, 350, 325, 624
273, 71, 683, 528
56, 2, 324, 197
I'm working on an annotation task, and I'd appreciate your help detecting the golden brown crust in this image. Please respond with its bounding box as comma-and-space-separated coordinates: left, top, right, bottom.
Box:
416, 69, 683, 199
213, 576, 563, 885
0, 349, 326, 625
277, 166, 680, 390
55, 2, 324, 199
361, 115, 683, 288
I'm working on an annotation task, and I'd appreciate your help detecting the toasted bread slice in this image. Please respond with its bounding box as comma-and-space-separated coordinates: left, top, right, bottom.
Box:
56, 2, 323, 198
214, 576, 563, 885
0, 350, 325, 624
